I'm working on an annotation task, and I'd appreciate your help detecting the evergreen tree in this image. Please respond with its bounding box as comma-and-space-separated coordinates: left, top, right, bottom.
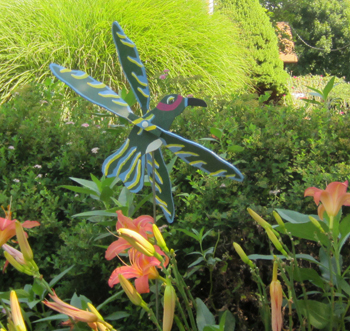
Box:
218, 0, 288, 98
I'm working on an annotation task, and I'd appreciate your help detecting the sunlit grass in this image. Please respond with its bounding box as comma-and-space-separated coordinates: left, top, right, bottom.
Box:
0, 0, 250, 103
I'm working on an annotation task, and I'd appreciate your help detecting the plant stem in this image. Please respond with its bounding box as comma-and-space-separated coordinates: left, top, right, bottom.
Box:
171, 253, 198, 331
151, 151, 159, 321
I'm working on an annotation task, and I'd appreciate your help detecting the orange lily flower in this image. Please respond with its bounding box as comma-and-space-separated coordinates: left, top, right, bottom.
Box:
108, 247, 168, 294
105, 211, 154, 260
304, 181, 350, 221
0, 205, 40, 247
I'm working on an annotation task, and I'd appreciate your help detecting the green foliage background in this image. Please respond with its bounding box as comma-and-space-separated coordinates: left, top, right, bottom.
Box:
0, 0, 250, 102
1, 80, 350, 329
260, 0, 350, 79
217, 0, 288, 97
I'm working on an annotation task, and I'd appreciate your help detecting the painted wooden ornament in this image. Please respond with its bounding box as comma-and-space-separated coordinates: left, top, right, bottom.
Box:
50, 21, 243, 223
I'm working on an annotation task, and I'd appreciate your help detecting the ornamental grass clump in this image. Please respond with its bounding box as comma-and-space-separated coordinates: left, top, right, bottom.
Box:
0, 0, 250, 101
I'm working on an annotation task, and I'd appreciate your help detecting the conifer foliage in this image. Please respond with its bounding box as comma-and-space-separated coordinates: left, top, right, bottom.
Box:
218, 0, 288, 98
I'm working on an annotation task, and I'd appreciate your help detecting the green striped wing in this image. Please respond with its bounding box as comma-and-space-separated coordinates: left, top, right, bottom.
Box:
50, 63, 134, 121
159, 129, 244, 182
112, 21, 150, 115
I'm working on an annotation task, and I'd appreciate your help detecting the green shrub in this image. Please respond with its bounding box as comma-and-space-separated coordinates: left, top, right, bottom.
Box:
0, 81, 131, 301
0, 0, 250, 102
170, 95, 350, 234
217, 0, 288, 98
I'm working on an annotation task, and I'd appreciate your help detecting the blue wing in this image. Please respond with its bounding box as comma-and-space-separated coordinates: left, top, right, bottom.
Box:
159, 129, 244, 182
102, 125, 163, 193
50, 63, 136, 121
146, 150, 175, 223
112, 21, 150, 115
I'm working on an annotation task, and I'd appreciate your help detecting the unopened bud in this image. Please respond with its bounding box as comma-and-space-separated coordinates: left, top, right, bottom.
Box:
163, 282, 176, 331
248, 208, 272, 229
309, 216, 325, 233
152, 224, 169, 254
233, 243, 255, 268
117, 229, 155, 257
15, 222, 33, 262
273, 211, 286, 233
265, 228, 288, 257
10, 291, 27, 331
118, 274, 142, 306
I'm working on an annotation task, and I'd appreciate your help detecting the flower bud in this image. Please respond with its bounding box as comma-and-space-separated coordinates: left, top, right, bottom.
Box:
273, 211, 286, 233
270, 261, 283, 331
118, 274, 142, 306
309, 216, 325, 233
248, 208, 272, 229
4, 251, 32, 276
163, 282, 176, 331
152, 224, 169, 254
233, 242, 254, 268
117, 228, 155, 257
15, 222, 33, 262
265, 228, 288, 257
10, 291, 27, 331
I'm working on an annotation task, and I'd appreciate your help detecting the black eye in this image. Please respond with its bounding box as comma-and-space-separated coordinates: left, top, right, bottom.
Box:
166, 96, 175, 104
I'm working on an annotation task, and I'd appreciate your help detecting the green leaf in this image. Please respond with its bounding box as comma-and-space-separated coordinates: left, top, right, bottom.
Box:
223, 310, 235, 331
96, 291, 123, 310
185, 264, 203, 278
72, 210, 119, 218
292, 267, 324, 289
166, 156, 178, 174
275, 209, 312, 223
227, 145, 244, 153
203, 326, 220, 331
90, 173, 102, 191
302, 99, 322, 105
218, 311, 227, 331
281, 222, 328, 246
196, 298, 216, 331
298, 300, 330, 329
309, 92, 324, 99
188, 256, 205, 268
33, 314, 68, 323
133, 192, 153, 215
210, 128, 223, 139
101, 176, 120, 189
177, 228, 199, 241
322, 76, 335, 100
105, 311, 130, 320
339, 214, 350, 251
248, 254, 319, 264
203, 247, 214, 257
336, 276, 350, 296
202, 229, 213, 241
32, 278, 46, 299
60, 185, 99, 196
100, 186, 114, 203
49, 265, 75, 287
200, 138, 219, 142
120, 87, 137, 107
306, 85, 324, 98
69, 177, 100, 193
